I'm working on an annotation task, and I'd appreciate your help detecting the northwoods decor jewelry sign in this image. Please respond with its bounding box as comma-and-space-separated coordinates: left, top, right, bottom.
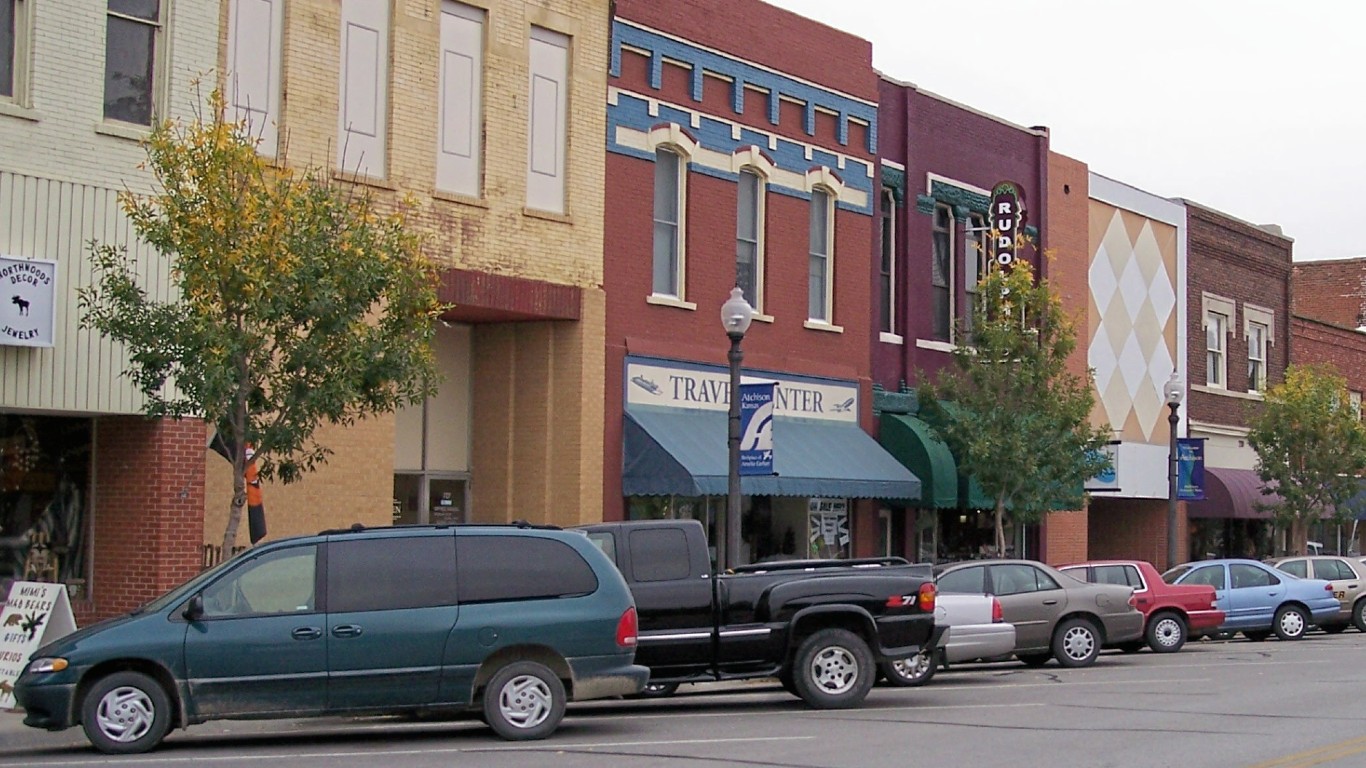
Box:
0, 257, 57, 348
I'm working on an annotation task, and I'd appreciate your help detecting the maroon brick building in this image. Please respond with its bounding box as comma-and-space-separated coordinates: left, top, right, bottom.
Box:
602, 0, 919, 564
1182, 203, 1294, 559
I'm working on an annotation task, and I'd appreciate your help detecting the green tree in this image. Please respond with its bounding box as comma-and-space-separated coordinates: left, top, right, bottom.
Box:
919, 261, 1111, 556
79, 90, 444, 554
1247, 364, 1366, 555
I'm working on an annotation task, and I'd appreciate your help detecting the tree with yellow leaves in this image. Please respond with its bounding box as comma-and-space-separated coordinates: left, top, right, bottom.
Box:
79, 90, 444, 554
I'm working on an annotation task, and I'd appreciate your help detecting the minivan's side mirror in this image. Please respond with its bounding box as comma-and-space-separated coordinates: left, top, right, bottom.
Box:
183, 594, 204, 621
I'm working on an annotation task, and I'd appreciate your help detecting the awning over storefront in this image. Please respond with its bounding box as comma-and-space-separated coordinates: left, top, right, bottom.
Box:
624, 408, 921, 500
1187, 467, 1281, 519
879, 414, 957, 508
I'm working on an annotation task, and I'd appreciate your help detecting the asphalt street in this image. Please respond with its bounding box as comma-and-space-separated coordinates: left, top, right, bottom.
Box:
3, 632, 1366, 768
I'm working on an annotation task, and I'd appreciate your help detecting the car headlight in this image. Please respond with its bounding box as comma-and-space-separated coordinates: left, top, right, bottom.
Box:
26, 657, 69, 674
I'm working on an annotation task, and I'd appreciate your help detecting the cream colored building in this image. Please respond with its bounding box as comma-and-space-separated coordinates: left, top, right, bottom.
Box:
207, 0, 610, 545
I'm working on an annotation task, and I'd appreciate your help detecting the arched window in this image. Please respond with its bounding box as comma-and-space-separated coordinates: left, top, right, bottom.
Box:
652, 146, 685, 298
736, 167, 765, 311
808, 187, 834, 323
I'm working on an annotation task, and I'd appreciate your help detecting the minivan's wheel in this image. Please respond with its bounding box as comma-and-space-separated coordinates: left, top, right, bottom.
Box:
1052, 618, 1101, 668
880, 649, 937, 688
630, 681, 679, 699
792, 628, 875, 709
1353, 599, 1366, 633
1273, 604, 1308, 641
1146, 612, 1188, 653
79, 671, 172, 755
482, 662, 566, 740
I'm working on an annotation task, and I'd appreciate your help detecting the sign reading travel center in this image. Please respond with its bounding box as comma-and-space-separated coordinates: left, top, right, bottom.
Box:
0, 257, 57, 348
625, 357, 858, 424
0, 581, 78, 708
990, 181, 1026, 272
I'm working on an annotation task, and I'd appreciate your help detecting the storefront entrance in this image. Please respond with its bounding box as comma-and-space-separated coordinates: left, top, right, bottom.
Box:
0, 415, 91, 597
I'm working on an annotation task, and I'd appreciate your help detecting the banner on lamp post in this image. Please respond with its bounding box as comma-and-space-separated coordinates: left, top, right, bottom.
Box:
739, 382, 775, 476
1176, 437, 1206, 501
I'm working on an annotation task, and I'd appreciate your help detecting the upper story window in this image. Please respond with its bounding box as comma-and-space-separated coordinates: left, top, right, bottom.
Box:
808, 188, 834, 323
736, 168, 765, 311
337, 0, 390, 178
1351, 391, 1362, 419
1, 0, 30, 104
435, 1, 485, 197
1247, 320, 1268, 392
526, 26, 569, 213
931, 205, 953, 341
227, 0, 284, 157
1205, 310, 1229, 388
104, 0, 164, 126
879, 187, 896, 335
652, 147, 685, 298
963, 212, 988, 341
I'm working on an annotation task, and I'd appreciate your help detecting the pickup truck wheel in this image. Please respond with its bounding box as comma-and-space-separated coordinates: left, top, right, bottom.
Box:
1273, 605, 1308, 641
792, 628, 875, 709
778, 668, 798, 696
79, 671, 173, 755
880, 648, 937, 688
482, 661, 565, 740
1353, 599, 1366, 632
1052, 618, 1100, 668
1146, 612, 1187, 653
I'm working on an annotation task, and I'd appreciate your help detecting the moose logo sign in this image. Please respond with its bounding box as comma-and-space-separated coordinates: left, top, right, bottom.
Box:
0, 257, 57, 348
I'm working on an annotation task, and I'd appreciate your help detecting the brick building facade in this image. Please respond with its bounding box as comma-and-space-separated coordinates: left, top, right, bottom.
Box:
602, 0, 919, 565
1292, 258, 1366, 330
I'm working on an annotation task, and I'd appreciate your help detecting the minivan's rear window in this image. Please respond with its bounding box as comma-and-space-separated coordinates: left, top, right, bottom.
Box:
328, 536, 457, 613
456, 536, 598, 602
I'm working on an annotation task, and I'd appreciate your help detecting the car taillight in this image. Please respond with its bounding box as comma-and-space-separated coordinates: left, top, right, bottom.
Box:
1128, 592, 1138, 608
1325, 584, 1335, 593
991, 596, 1003, 624
616, 607, 638, 648
918, 582, 937, 613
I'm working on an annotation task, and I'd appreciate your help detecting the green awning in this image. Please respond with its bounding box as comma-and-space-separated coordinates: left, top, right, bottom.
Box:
879, 414, 957, 508
623, 407, 921, 500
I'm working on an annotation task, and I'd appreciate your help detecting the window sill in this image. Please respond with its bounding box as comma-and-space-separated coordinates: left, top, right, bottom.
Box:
915, 338, 957, 353
879, 332, 904, 345
803, 320, 844, 334
646, 294, 697, 311
752, 312, 775, 324
94, 120, 152, 142
432, 189, 489, 208
332, 170, 397, 191
523, 207, 573, 224
0, 101, 39, 122
1191, 384, 1264, 402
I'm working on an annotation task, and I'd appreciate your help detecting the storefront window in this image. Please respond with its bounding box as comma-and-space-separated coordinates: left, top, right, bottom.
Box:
392, 473, 467, 526
0, 416, 91, 596
807, 497, 849, 559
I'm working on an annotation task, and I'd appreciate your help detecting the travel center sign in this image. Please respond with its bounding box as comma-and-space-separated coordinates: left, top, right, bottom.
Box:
625, 357, 858, 424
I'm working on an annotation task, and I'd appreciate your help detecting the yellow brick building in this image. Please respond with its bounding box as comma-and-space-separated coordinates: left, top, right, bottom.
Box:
206, 0, 609, 548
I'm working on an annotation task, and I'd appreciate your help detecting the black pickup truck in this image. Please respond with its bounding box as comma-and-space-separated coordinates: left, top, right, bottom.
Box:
578, 519, 942, 709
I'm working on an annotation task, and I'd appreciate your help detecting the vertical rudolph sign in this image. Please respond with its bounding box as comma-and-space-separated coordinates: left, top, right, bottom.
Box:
990, 182, 1027, 272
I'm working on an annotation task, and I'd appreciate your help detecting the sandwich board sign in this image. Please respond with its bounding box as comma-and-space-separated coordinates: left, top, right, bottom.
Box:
0, 581, 78, 709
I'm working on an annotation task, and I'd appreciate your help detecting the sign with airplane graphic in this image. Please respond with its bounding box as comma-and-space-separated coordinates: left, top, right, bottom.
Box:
625, 357, 858, 424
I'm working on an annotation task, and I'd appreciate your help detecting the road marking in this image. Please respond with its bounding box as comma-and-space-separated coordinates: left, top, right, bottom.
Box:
7, 736, 817, 766
1244, 734, 1366, 768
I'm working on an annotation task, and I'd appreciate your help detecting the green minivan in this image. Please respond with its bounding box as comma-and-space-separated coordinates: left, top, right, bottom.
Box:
14, 524, 647, 754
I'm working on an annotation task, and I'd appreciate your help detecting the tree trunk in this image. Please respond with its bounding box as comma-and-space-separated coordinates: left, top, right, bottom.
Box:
221, 461, 246, 556
994, 499, 1007, 557
1289, 517, 1308, 557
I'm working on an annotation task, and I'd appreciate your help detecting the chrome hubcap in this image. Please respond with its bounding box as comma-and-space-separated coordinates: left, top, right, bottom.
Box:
1062, 626, 1095, 660
498, 675, 552, 730
95, 686, 155, 743
809, 645, 859, 695
892, 653, 932, 681
1153, 618, 1183, 647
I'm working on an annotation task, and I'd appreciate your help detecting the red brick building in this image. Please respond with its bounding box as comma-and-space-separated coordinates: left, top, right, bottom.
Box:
602, 0, 920, 565
1293, 258, 1366, 330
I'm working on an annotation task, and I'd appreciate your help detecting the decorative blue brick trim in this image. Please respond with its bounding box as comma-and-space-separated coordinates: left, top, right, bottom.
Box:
881, 166, 906, 205
691, 67, 704, 102
733, 78, 744, 113
927, 179, 989, 215
837, 112, 849, 146
768, 90, 779, 125
915, 194, 936, 215
650, 51, 663, 89
804, 103, 815, 136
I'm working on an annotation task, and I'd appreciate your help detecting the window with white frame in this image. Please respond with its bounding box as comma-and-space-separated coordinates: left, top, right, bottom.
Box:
337, 0, 390, 178
1247, 320, 1268, 392
1205, 310, 1229, 388
227, 0, 284, 157
808, 188, 834, 323
526, 26, 568, 213
931, 205, 952, 341
879, 187, 896, 335
736, 168, 764, 310
963, 212, 988, 339
104, 0, 164, 125
1, 0, 30, 103
652, 148, 684, 298
1351, 391, 1362, 419
435, 1, 484, 197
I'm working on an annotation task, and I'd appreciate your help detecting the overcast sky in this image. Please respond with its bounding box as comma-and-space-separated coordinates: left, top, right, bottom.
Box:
766, 0, 1361, 262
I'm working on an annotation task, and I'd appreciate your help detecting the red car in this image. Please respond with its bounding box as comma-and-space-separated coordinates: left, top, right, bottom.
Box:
1058, 560, 1224, 653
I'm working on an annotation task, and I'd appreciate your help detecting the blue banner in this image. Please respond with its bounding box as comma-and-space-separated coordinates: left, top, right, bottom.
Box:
739, 382, 775, 476
1176, 437, 1205, 501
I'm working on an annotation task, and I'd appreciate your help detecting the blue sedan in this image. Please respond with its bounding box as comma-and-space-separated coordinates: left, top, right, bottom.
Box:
1161, 558, 1339, 641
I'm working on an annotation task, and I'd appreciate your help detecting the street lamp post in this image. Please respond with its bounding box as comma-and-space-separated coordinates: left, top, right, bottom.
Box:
1164, 372, 1185, 570
722, 287, 754, 571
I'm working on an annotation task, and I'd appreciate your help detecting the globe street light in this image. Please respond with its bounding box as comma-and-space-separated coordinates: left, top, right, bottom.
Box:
1164, 371, 1185, 570
722, 287, 754, 570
